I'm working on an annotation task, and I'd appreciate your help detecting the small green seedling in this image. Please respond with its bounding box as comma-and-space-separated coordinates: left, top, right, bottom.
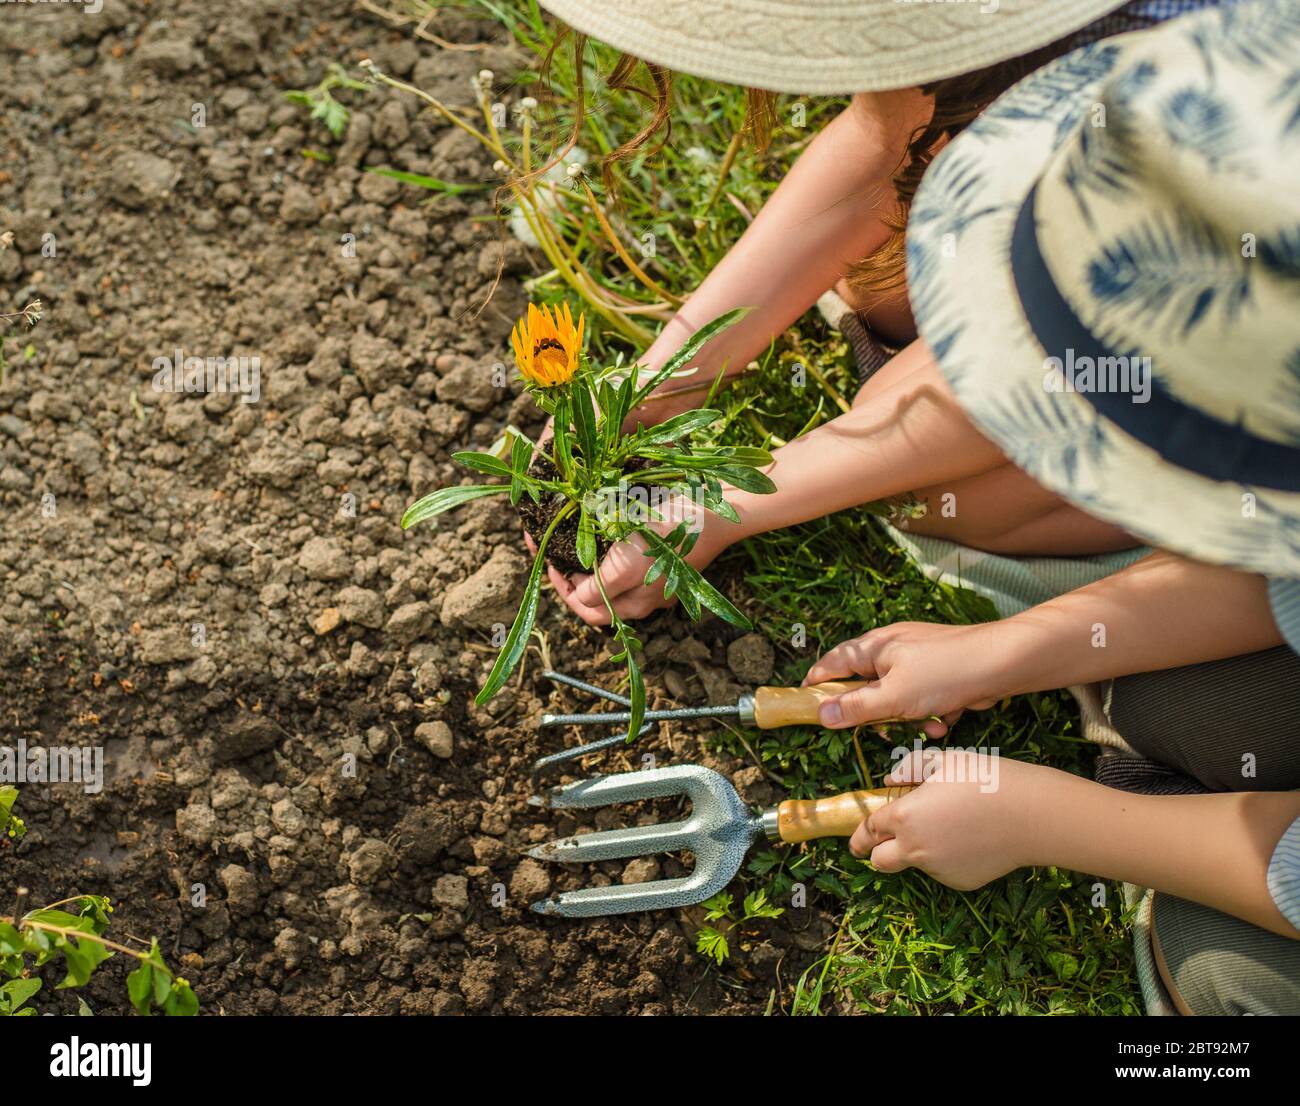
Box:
285, 63, 370, 139
696, 888, 785, 967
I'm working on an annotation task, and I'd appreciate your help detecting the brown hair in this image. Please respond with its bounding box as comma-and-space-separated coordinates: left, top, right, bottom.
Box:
845, 40, 1072, 301
540, 26, 1073, 301
538, 28, 778, 194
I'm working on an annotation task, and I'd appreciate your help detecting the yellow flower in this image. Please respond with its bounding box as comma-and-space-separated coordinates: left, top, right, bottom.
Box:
511, 302, 584, 388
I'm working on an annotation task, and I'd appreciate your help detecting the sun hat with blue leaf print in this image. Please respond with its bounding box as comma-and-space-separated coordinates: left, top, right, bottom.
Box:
907, 0, 1300, 578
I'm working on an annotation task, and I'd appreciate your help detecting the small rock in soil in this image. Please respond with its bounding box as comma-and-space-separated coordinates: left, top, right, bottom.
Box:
386, 601, 434, 644
439, 545, 527, 630
431, 873, 469, 912
336, 585, 385, 629
176, 802, 219, 847
348, 838, 396, 885
280, 182, 319, 225
509, 859, 551, 902
415, 720, 453, 759
219, 864, 259, 913
138, 627, 200, 665
111, 151, 179, 209
298, 537, 351, 582
732, 766, 775, 808
727, 632, 775, 685
214, 714, 281, 764
622, 857, 661, 885
274, 927, 311, 970
434, 356, 500, 413
313, 607, 342, 635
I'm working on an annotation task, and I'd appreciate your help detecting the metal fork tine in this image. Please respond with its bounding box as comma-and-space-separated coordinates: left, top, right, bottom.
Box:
534, 766, 698, 811
527, 765, 762, 917
532, 867, 738, 917
533, 672, 653, 776
527, 821, 696, 864
543, 670, 634, 708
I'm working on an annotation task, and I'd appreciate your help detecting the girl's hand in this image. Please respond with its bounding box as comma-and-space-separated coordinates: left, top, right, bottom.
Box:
852, 750, 1058, 890
551, 496, 738, 625
804, 622, 1017, 736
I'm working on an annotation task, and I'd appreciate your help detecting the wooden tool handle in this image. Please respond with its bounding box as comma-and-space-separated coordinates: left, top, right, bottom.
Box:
775, 786, 915, 843
752, 681, 889, 729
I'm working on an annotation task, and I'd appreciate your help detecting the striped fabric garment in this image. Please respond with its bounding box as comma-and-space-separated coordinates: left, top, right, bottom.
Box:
1268, 578, 1300, 930
1269, 821, 1300, 931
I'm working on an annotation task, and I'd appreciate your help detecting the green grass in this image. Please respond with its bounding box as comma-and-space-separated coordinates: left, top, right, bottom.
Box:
340, 0, 1138, 1014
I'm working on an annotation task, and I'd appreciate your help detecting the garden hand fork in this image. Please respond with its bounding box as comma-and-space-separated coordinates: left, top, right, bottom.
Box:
528, 763, 912, 917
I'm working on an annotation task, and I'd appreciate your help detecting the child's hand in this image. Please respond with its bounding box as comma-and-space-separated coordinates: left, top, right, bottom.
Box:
852, 750, 1057, 890
804, 622, 1014, 736
550, 496, 736, 625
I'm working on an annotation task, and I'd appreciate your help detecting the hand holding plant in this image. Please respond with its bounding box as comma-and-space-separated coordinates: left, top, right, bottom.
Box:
402, 303, 776, 738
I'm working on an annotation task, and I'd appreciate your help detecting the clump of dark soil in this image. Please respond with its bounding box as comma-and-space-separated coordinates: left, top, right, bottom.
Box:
518, 454, 660, 576
0, 0, 834, 1015
516, 454, 589, 576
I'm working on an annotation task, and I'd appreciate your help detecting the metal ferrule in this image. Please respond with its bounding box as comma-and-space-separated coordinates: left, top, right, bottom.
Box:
759, 807, 781, 840
737, 694, 756, 727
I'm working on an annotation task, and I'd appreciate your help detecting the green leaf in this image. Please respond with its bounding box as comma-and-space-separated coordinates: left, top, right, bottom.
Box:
643, 554, 668, 587
452, 451, 514, 478
0, 785, 24, 840
677, 578, 700, 620
695, 926, 730, 966
508, 434, 531, 507
640, 529, 750, 629
23, 909, 95, 932
152, 963, 173, 1005
0, 923, 22, 957
622, 631, 645, 739
56, 933, 113, 989
550, 395, 574, 481
716, 446, 774, 466
163, 980, 198, 1017
401, 485, 507, 529
742, 889, 784, 921
126, 962, 153, 1016
634, 408, 721, 445
613, 370, 638, 430
475, 507, 570, 703
632, 308, 749, 409
714, 465, 777, 495
363, 167, 486, 195
702, 892, 734, 921
572, 383, 599, 464
576, 508, 596, 570
509, 434, 533, 474
0, 977, 41, 1015
1046, 951, 1079, 981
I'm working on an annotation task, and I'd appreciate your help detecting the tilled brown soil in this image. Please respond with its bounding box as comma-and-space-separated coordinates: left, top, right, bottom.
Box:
0, 1, 831, 1014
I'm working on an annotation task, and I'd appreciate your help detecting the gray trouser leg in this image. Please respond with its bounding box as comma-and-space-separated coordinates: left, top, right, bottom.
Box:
1153, 893, 1300, 1016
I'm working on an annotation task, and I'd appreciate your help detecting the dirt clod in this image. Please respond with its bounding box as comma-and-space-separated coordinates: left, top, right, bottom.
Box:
415, 720, 454, 760
727, 632, 776, 685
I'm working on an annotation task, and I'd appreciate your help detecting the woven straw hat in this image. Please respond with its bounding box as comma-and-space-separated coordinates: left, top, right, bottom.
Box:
537, 0, 1131, 94
907, 0, 1300, 578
